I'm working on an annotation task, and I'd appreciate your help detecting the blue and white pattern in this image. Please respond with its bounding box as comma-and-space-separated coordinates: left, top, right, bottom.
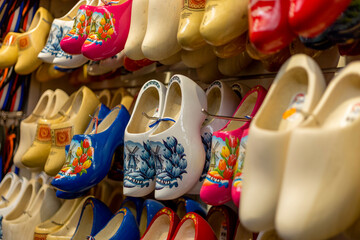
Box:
200, 131, 212, 182
41, 23, 62, 55
124, 140, 156, 188
152, 136, 187, 190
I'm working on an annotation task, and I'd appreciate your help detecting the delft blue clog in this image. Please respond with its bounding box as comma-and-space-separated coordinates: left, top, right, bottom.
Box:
176, 197, 207, 219
52, 105, 130, 193
90, 207, 140, 240
120, 197, 144, 224
71, 197, 113, 240
139, 199, 165, 236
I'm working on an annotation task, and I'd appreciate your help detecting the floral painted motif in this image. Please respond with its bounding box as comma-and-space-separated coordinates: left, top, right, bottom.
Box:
53, 127, 72, 147
232, 134, 248, 190
84, 11, 115, 46
204, 135, 240, 188
54, 137, 94, 179
152, 136, 187, 190
183, 213, 197, 224
65, 8, 92, 39
123, 140, 156, 188
199, 131, 212, 182
36, 124, 51, 142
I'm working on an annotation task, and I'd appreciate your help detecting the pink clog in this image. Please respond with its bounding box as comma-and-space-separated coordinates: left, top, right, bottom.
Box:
81, 0, 132, 60
200, 86, 267, 206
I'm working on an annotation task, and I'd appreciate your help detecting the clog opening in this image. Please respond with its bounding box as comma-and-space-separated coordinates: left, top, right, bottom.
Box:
232, 84, 244, 99
203, 86, 221, 127
256, 67, 309, 131
141, 214, 171, 240
153, 82, 181, 134
24, 95, 49, 123
0, 176, 12, 198
173, 219, 195, 240
98, 91, 111, 106
71, 91, 84, 116
5, 184, 33, 221
94, 212, 125, 238
29, 188, 45, 214
84, 106, 101, 134
319, 74, 360, 128
95, 108, 120, 133
121, 201, 137, 220
51, 92, 76, 119
207, 211, 226, 239
0, 182, 21, 208
127, 87, 160, 134
47, 94, 58, 118
224, 91, 258, 131
72, 204, 94, 240
176, 201, 187, 219
37, 200, 76, 229
139, 206, 148, 236
28, 10, 41, 32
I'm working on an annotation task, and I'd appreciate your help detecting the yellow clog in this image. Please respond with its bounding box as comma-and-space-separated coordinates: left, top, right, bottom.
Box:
0, 33, 21, 69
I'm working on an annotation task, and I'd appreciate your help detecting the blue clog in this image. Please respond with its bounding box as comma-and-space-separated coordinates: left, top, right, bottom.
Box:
56, 189, 89, 199
139, 199, 165, 236
176, 197, 207, 218
120, 197, 144, 224
90, 207, 140, 240
71, 197, 113, 239
52, 105, 130, 193
84, 103, 111, 134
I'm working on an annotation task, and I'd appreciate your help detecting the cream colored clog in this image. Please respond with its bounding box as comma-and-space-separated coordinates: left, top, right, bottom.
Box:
181, 45, 216, 69
124, 0, 149, 60
0, 172, 20, 201
34, 198, 83, 239
276, 62, 360, 240
0, 177, 29, 216
14, 89, 69, 168
196, 58, 222, 84
110, 87, 134, 110
177, 0, 206, 50
218, 52, 252, 76
2, 184, 61, 240
199, 0, 248, 46
213, 32, 247, 59
46, 196, 94, 240
158, 51, 182, 65
142, 0, 182, 61
240, 54, 327, 232
97, 89, 112, 107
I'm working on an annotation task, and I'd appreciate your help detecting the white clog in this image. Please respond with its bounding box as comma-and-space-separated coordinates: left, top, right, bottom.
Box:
276, 61, 360, 240
124, 0, 149, 60
123, 80, 167, 197
189, 80, 240, 194
0, 177, 29, 217
2, 184, 60, 240
0, 172, 20, 201
149, 75, 207, 200
240, 54, 326, 232
14, 89, 69, 168
142, 0, 182, 61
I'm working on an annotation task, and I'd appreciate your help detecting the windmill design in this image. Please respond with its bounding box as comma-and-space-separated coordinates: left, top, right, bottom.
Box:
209, 141, 220, 170
66, 143, 77, 165
91, 14, 101, 33
151, 145, 163, 172
125, 145, 139, 170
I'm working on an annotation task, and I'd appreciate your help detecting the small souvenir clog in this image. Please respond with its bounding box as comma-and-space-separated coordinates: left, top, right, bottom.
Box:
199, 0, 248, 46
81, 0, 132, 60
141, 207, 180, 240
177, 0, 206, 50
90, 207, 140, 240
46, 196, 94, 240
124, 0, 149, 60
289, 0, 351, 38
206, 205, 237, 240
139, 199, 165, 236
2, 184, 61, 240
240, 54, 326, 232
276, 62, 360, 240
171, 212, 217, 240
14, 89, 68, 168
249, 0, 295, 54
70, 197, 113, 240
123, 80, 167, 197
51, 105, 130, 192
34, 198, 83, 240
176, 197, 207, 219
149, 75, 207, 200
141, 0, 182, 61
200, 86, 267, 206
120, 197, 144, 224
231, 129, 248, 207
189, 80, 240, 194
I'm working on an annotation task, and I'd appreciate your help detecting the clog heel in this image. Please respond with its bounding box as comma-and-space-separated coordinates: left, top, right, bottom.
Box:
15, 7, 54, 75
200, 86, 267, 206
240, 54, 326, 232
148, 75, 207, 200
276, 61, 360, 240
52, 105, 130, 192
123, 80, 166, 197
